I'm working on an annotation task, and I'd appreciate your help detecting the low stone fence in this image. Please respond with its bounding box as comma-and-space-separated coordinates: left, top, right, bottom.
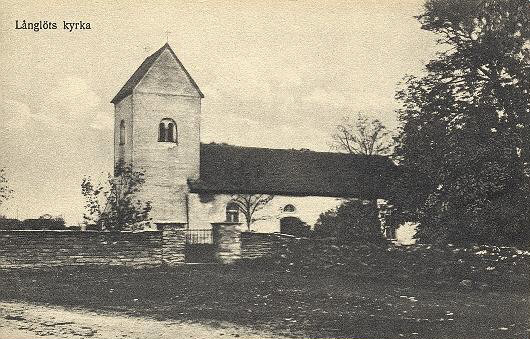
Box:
0, 228, 304, 269
240, 232, 304, 259
0, 228, 186, 269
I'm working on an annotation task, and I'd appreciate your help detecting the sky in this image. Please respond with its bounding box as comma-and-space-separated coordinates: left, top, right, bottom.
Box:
0, 0, 439, 224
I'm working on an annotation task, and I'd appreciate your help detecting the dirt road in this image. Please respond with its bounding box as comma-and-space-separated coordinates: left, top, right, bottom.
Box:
0, 302, 291, 339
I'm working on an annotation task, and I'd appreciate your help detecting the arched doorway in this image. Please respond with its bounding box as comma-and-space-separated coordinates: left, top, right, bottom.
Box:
280, 217, 310, 237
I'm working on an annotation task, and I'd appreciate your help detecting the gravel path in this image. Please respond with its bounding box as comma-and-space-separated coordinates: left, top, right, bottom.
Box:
0, 302, 291, 339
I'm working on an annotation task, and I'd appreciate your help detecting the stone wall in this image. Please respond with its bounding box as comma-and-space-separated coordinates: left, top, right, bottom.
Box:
161, 227, 187, 265
240, 232, 303, 260
0, 229, 187, 269
0, 228, 299, 269
240, 232, 280, 259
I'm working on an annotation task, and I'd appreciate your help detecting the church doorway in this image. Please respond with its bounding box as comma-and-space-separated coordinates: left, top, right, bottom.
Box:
280, 217, 310, 237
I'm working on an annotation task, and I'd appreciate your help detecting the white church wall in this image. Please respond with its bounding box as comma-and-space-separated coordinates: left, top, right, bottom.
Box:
188, 193, 228, 230
187, 193, 345, 232
188, 193, 417, 244
252, 196, 346, 233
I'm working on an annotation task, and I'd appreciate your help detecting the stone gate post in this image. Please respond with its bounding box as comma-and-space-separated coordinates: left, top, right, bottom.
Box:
212, 222, 243, 264
160, 223, 186, 266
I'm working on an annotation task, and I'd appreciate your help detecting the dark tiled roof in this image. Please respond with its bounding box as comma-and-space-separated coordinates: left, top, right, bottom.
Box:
111, 43, 204, 104
189, 143, 398, 199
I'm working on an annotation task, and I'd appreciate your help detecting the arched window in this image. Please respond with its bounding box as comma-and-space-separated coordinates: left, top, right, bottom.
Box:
158, 118, 177, 143
283, 204, 296, 213
119, 120, 126, 145
226, 202, 239, 223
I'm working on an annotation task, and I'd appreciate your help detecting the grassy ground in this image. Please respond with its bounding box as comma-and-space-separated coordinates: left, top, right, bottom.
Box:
0, 243, 528, 338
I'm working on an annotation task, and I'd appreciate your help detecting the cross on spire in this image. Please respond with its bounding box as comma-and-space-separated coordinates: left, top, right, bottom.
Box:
165, 30, 172, 43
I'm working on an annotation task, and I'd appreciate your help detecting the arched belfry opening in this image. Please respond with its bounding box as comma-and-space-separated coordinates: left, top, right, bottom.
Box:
158, 118, 178, 143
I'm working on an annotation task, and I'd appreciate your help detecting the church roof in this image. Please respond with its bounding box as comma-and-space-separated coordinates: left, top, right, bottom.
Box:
111, 43, 204, 104
189, 143, 398, 199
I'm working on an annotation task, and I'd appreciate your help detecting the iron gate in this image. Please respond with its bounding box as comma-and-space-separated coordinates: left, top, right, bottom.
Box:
184, 229, 216, 263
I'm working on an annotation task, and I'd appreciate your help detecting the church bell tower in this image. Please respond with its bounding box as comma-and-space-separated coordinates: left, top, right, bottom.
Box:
111, 43, 204, 226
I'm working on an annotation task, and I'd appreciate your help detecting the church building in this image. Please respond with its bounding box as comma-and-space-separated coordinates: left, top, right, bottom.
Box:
111, 43, 397, 235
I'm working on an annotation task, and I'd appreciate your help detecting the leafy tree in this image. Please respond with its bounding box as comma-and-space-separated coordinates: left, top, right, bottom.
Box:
329, 114, 395, 237
230, 194, 274, 231
81, 161, 152, 231
314, 200, 385, 243
0, 168, 13, 206
38, 214, 66, 229
330, 114, 393, 155
393, 0, 530, 245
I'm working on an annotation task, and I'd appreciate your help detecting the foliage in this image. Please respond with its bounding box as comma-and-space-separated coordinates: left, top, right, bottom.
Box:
393, 0, 530, 245
24, 217, 66, 230
230, 194, 274, 231
38, 214, 66, 229
81, 161, 152, 231
0, 168, 13, 206
330, 113, 393, 155
314, 199, 384, 243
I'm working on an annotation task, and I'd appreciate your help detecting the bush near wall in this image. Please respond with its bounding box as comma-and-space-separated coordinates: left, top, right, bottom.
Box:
313, 199, 385, 244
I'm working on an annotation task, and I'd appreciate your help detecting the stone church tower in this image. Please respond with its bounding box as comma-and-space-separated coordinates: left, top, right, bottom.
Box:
111, 43, 204, 225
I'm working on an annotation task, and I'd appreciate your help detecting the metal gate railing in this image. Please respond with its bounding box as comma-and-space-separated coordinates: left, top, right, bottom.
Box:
184, 229, 213, 244
184, 229, 216, 263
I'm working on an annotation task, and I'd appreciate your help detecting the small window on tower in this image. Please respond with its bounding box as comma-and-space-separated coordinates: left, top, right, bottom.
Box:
283, 204, 296, 213
119, 120, 126, 145
158, 118, 178, 143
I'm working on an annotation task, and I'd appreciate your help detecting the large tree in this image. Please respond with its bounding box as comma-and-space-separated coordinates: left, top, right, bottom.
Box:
394, 0, 530, 245
81, 161, 152, 231
330, 114, 393, 155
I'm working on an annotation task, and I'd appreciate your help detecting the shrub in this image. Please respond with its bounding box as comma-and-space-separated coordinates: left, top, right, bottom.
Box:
314, 199, 384, 243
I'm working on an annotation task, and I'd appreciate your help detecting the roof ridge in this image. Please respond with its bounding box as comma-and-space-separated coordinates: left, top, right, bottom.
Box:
200, 142, 384, 158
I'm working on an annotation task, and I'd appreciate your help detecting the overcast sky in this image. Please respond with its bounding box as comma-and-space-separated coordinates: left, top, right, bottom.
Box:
0, 0, 439, 224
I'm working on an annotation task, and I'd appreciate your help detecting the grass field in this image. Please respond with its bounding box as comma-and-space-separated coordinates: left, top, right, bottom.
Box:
0, 243, 528, 339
